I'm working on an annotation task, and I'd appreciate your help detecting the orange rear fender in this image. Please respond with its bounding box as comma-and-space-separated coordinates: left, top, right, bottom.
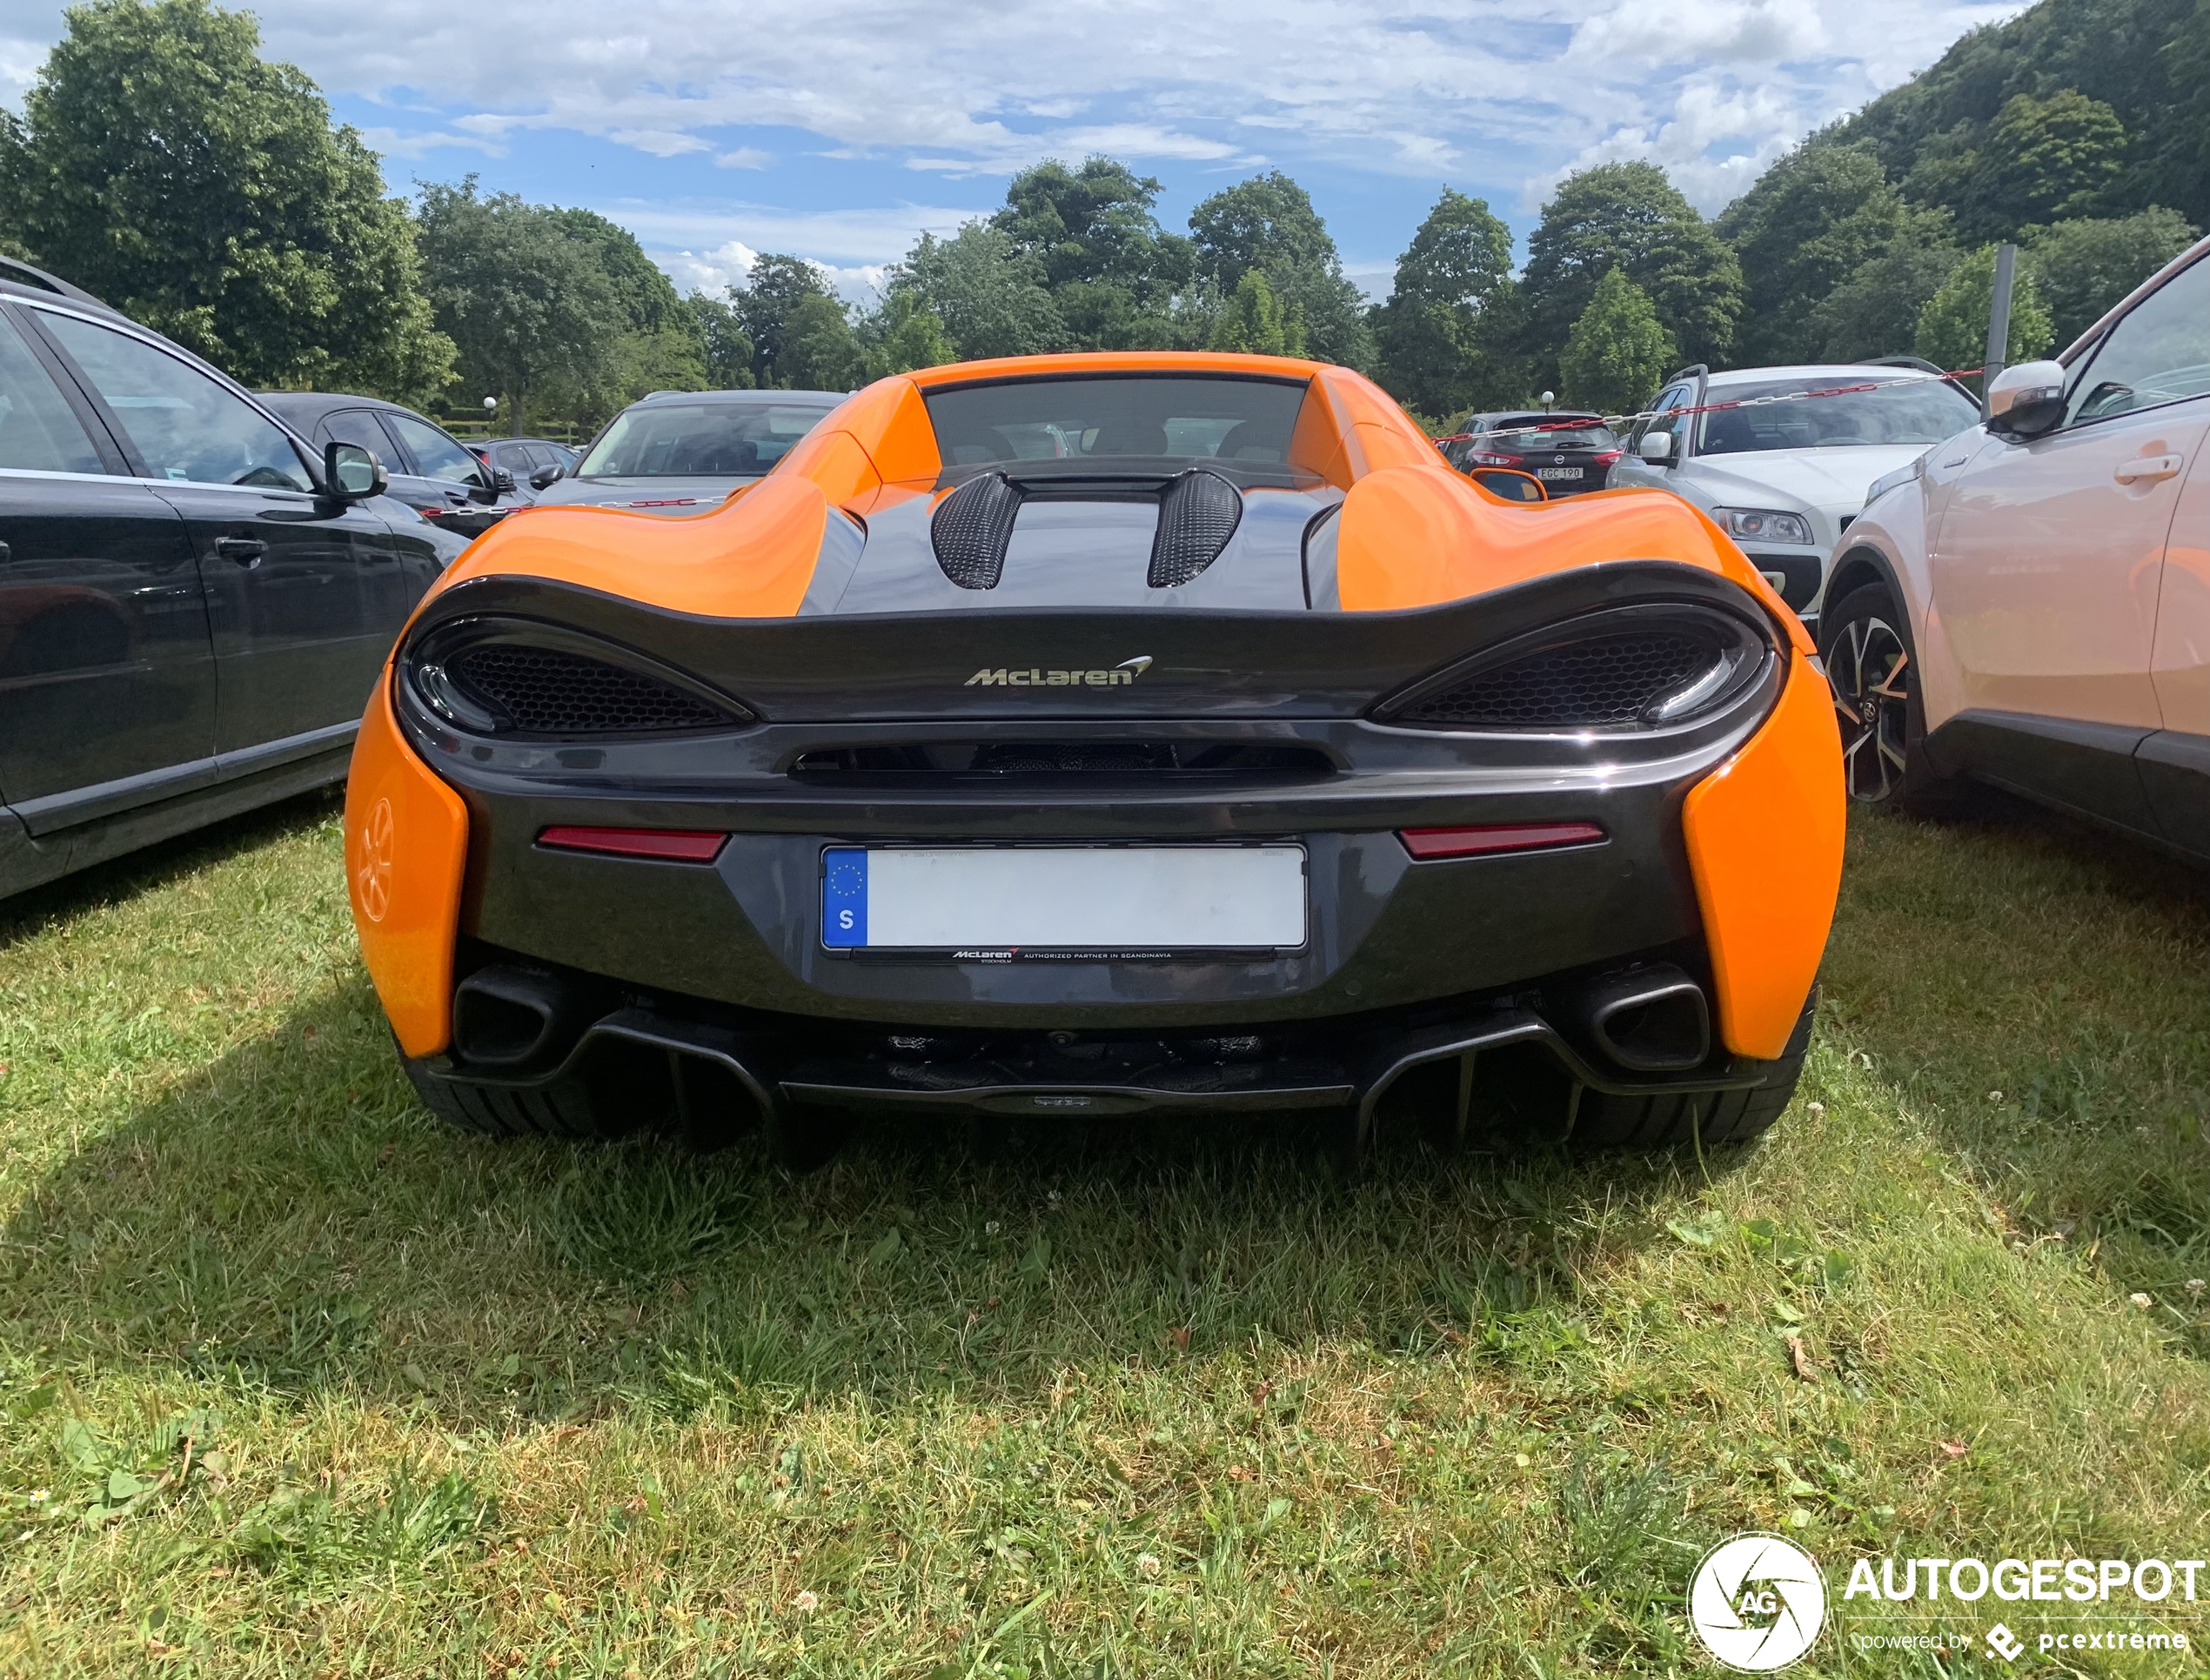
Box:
345, 673, 469, 1059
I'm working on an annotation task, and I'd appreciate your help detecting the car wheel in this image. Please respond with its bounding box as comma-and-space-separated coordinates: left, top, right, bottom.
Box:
1818, 583, 1951, 810
1571, 988, 1815, 1150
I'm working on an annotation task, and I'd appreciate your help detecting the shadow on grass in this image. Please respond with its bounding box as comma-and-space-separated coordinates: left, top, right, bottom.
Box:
0, 786, 344, 952
0, 967, 1744, 1424
1823, 788, 2210, 1346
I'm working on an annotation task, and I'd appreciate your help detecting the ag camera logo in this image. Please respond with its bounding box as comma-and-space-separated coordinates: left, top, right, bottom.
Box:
1691, 1533, 1828, 1671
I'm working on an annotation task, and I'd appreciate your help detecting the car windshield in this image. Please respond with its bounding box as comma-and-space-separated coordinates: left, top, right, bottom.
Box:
1695, 377, 1979, 454
1487, 418, 1616, 450
924, 375, 1310, 476
577, 402, 834, 479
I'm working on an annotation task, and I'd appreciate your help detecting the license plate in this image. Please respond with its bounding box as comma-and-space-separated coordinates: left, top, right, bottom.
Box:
1537, 466, 1584, 480
820, 845, 1307, 954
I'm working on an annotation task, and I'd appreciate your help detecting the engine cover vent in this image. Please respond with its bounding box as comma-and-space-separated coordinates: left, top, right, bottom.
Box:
445, 642, 731, 735
931, 472, 1021, 590
1149, 468, 1242, 588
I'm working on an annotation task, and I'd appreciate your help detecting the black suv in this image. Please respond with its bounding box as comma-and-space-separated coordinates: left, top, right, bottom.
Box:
255, 392, 531, 539
1441, 412, 1624, 497
0, 258, 460, 900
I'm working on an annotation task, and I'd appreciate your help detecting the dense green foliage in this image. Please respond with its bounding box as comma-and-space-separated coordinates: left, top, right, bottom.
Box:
1558, 269, 1674, 414
0, 0, 451, 403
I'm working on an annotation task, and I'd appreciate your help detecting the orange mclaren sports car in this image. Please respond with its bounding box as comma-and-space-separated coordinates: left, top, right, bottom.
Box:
344, 352, 1843, 1165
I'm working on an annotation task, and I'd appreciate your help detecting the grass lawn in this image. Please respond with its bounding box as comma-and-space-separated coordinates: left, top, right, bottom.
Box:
1, 788, 2207, 1677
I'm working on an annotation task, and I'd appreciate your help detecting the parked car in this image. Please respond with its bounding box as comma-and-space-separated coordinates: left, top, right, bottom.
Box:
532, 389, 842, 513
1611, 361, 1982, 626
255, 392, 530, 539
345, 351, 1843, 1168
1824, 235, 2210, 852
471, 436, 580, 492
0, 260, 458, 900
1440, 412, 1621, 496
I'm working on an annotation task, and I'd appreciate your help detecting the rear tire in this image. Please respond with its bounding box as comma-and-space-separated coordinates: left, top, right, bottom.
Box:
400, 1051, 633, 1140
1571, 988, 1816, 1150
1818, 584, 1956, 812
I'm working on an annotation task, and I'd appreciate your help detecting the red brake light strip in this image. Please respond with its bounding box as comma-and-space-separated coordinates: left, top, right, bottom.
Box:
1399, 822, 1606, 860
537, 826, 727, 862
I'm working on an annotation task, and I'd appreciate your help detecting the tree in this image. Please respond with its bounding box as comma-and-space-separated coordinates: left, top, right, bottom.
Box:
1208, 271, 1302, 355
1807, 227, 1965, 360
861, 291, 954, 379
776, 291, 864, 392
1371, 188, 1516, 418
2023, 206, 2198, 346
1521, 163, 1742, 384
414, 179, 621, 434
889, 224, 1065, 359
685, 291, 756, 389
540, 206, 703, 418
1189, 171, 1369, 366
1718, 144, 1921, 364
992, 157, 1194, 347
1558, 269, 1675, 416
0, 0, 451, 401
1915, 244, 2056, 371
733, 253, 846, 386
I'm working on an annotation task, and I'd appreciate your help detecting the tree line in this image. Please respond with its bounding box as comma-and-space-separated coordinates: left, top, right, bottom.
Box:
0, 0, 2196, 439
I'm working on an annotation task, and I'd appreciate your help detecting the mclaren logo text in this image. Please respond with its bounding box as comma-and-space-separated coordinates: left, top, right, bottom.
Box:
967, 655, 1155, 689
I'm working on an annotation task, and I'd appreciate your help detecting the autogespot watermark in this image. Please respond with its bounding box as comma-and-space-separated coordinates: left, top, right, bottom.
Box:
1686, 1536, 2201, 1671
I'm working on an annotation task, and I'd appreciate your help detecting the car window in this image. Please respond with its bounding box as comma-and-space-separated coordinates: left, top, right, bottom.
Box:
524, 444, 558, 471
40, 311, 311, 491
1694, 376, 1979, 454
923, 376, 1307, 473
494, 443, 533, 471
1632, 385, 1693, 450
0, 313, 106, 474
2065, 258, 2210, 427
322, 407, 398, 460
385, 411, 487, 486
578, 402, 835, 478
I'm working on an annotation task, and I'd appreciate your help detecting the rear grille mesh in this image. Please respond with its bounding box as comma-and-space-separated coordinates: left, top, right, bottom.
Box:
445, 643, 729, 735
932, 472, 1021, 589
1396, 632, 1716, 728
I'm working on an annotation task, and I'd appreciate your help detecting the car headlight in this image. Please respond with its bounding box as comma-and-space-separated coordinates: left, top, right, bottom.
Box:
1863, 453, 1925, 508
1711, 506, 1814, 545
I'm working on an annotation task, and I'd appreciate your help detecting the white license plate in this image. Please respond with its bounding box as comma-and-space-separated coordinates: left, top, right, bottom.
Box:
1536, 466, 1584, 480
821, 845, 1307, 954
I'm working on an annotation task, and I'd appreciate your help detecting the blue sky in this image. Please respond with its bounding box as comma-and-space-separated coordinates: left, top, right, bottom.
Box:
0, 0, 2027, 303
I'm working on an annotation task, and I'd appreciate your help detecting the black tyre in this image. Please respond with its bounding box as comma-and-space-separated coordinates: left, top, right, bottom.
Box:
401, 1052, 633, 1140
1818, 583, 1953, 810
1571, 988, 1816, 1150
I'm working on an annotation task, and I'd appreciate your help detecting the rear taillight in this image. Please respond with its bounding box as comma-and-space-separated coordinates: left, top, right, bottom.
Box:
1399, 823, 1605, 860
1594, 450, 1623, 465
537, 827, 727, 861
1470, 451, 1516, 466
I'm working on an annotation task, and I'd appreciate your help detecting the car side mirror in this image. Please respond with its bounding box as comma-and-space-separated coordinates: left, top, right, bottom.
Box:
529, 464, 565, 490
1638, 431, 1676, 464
1986, 359, 2068, 438
1469, 466, 1549, 503
323, 440, 387, 503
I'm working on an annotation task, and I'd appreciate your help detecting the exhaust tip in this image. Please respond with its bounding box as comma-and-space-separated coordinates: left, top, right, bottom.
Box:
1584, 965, 1711, 1072
452, 965, 590, 1071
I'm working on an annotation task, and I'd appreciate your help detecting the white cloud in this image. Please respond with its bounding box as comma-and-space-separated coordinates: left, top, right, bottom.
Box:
608, 128, 712, 157
0, 0, 2034, 269
354, 124, 505, 159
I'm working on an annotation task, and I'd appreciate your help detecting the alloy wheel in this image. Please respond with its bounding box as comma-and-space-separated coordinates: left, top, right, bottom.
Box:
1830, 612, 1912, 802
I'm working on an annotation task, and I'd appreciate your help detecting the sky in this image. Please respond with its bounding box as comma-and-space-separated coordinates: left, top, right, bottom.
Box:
0, 0, 2028, 304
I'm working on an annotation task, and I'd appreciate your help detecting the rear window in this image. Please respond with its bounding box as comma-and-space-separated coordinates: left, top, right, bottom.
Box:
579, 402, 834, 479
923, 375, 1309, 474
1496, 420, 1615, 450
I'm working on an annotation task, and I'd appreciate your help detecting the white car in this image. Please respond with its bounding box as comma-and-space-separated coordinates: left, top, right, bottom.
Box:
1610, 361, 1984, 628
1821, 234, 2210, 842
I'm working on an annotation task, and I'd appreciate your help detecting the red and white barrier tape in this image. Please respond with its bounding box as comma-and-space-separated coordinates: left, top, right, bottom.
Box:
1439, 367, 1984, 447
